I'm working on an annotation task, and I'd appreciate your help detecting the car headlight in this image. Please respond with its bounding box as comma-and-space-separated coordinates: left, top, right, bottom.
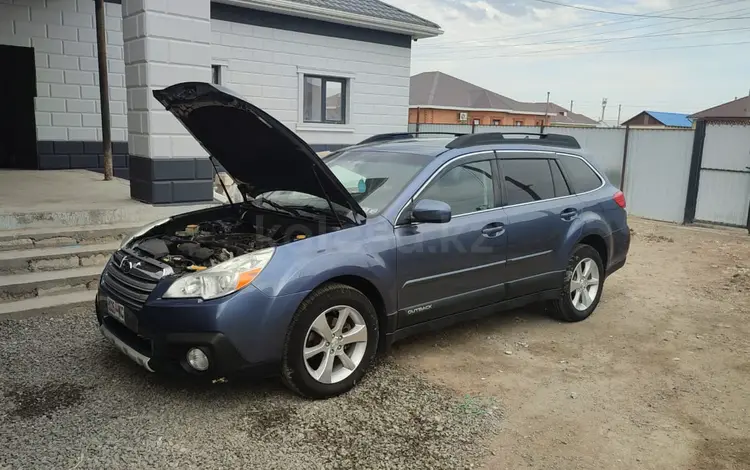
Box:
163, 248, 275, 300
121, 218, 171, 248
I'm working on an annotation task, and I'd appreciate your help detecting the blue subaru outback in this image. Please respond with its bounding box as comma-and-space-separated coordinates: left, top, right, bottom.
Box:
96, 82, 630, 399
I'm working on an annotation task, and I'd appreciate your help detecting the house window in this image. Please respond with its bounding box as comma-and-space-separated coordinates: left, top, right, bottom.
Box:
535, 120, 543, 126
493, 119, 501, 126
211, 65, 222, 85
472, 119, 481, 126
304, 75, 347, 124
514, 120, 524, 126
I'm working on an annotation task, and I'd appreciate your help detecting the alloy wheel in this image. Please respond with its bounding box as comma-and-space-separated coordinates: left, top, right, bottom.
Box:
303, 305, 368, 384
570, 257, 600, 311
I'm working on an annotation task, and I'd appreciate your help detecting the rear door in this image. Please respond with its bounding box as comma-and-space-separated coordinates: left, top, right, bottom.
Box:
498, 153, 581, 298
395, 152, 508, 328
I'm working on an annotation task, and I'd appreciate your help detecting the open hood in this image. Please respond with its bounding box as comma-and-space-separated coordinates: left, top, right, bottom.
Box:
153, 82, 366, 221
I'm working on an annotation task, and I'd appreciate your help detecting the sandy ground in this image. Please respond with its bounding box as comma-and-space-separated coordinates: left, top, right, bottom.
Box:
394, 217, 750, 470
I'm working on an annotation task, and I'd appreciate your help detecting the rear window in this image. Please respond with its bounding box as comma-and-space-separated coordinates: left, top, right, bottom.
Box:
559, 156, 602, 194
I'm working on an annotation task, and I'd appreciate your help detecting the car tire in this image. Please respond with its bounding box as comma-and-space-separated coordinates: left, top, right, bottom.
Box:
548, 244, 605, 322
281, 283, 379, 399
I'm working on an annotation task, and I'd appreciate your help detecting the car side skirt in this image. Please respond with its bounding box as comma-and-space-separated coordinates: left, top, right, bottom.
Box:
384, 288, 560, 347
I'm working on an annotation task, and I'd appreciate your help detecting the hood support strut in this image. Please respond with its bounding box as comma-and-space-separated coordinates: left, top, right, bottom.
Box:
312, 165, 344, 227
210, 156, 236, 206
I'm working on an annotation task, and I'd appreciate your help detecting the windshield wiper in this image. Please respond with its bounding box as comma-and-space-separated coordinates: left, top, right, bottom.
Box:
252, 197, 301, 217
288, 205, 348, 222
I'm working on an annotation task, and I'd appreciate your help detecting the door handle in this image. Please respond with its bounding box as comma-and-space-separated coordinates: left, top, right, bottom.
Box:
560, 208, 578, 221
481, 223, 505, 238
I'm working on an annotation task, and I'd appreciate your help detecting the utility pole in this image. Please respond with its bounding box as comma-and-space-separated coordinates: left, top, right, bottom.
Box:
569, 100, 574, 112
95, 0, 113, 180
617, 104, 622, 126
600, 98, 608, 123
541, 91, 550, 132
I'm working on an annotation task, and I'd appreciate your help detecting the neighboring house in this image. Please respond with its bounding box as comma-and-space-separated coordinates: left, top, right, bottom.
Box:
621, 111, 693, 128
408, 71, 597, 127
0, 0, 441, 205
689, 95, 750, 123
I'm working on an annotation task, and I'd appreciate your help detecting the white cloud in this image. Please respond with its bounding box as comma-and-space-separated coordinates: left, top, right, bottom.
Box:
388, 0, 750, 119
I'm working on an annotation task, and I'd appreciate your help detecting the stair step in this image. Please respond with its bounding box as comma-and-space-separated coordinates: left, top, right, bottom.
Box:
0, 290, 97, 321
0, 242, 119, 275
0, 222, 141, 251
0, 266, 104, 303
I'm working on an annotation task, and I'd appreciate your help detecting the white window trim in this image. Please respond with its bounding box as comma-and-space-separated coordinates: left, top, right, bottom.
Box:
296, 67, 356, 133
211, 61, 229, 86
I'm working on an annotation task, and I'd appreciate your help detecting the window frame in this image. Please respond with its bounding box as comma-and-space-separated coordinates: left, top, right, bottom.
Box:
556, 154, 604, 194
303, 74, 348, 125
395, 151, 502, 225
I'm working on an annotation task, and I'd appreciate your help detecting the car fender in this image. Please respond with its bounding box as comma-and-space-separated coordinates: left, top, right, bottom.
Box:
567, 210, 613, 264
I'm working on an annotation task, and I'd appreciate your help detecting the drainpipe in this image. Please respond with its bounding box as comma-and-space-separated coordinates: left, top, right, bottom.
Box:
95, 0, 113, 181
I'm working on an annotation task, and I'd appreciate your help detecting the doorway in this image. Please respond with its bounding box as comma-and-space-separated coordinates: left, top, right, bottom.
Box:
0, 45, 37, 169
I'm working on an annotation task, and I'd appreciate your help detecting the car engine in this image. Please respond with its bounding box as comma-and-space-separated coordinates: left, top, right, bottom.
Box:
131, 219, 280, 273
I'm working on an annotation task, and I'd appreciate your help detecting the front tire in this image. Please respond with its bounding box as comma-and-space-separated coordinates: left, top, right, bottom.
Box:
281, 283, 379, 399
548, 244, 605, 322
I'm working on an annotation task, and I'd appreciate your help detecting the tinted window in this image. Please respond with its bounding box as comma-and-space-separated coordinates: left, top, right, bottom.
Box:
559, 156, 602, 193
550, 160, 571, 197
419, 160, 494, 216
501, 159, 555, 205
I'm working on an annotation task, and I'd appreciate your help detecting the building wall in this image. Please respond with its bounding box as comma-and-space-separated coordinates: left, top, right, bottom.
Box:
409, 108, 548, 127
0, 0, 128, 170
211, 9, 412, 150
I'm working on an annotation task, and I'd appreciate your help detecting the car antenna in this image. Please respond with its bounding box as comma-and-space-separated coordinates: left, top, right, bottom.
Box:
311, 165, 345, 228
209, 156, 234, 206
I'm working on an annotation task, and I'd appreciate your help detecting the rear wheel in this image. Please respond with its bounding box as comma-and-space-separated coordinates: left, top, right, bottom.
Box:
548, 244, 604, 322
281, 283, 379, 399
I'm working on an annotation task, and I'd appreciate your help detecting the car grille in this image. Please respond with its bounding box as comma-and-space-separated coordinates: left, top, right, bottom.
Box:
102, 250, 170, 311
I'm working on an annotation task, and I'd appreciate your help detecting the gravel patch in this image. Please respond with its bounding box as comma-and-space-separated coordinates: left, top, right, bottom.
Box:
0, 308, 501, 469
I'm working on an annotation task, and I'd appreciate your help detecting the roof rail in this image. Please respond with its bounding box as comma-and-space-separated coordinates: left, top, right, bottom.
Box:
357, 132, 466, 146
446, 132, 581, 150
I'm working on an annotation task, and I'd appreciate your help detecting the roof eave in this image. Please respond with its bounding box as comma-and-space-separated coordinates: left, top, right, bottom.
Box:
215, 0, 444, 39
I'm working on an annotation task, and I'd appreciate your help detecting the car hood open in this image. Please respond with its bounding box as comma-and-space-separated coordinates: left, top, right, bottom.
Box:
153, 82, 366, 221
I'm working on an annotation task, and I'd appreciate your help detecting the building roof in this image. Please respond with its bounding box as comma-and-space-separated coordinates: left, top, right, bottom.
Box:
646, 111, 693, 128
225, 0, 442, 39
409, 71, 598, 125
689, 96, 750, 120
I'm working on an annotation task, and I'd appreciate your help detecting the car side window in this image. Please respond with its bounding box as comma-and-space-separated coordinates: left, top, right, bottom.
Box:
500, 159, 556, 205
550, 159, 571, 197
418, 160, 495, 216
559, 156, 602, 194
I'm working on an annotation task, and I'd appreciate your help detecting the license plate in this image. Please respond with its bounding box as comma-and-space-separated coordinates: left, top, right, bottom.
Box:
106, 297, 126, 324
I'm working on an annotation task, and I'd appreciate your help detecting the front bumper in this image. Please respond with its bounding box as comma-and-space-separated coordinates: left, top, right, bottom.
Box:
95, 280, 309, 378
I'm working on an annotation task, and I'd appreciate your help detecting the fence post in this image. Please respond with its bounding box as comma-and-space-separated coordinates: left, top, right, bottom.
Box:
471, 122, 476, 134
683, 119, 707, 224
619, 125, 630, 190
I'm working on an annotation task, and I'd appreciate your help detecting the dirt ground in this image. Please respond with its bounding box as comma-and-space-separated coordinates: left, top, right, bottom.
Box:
394, 217, 750, 470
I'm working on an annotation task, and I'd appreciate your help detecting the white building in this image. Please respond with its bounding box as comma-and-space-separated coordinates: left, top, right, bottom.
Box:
0, 0, 441, 203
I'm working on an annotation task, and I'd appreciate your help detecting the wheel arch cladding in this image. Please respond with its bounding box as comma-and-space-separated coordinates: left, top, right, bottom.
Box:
314, 275, 388, 350
578, 233, 608, 270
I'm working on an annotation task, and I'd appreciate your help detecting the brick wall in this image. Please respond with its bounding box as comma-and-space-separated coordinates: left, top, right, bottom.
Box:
409, 108, 549, 127
0, 0, 127, 143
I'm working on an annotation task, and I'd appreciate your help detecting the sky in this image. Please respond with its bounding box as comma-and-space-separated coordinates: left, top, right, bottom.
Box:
387, 0, 750, 122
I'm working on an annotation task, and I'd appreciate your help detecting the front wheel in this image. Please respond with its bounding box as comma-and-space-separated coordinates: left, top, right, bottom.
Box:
281, 283, 379, 399
548, 244, 605, 322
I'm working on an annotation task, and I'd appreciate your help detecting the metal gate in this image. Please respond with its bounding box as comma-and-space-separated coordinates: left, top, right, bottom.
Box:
693, 122, 750, 228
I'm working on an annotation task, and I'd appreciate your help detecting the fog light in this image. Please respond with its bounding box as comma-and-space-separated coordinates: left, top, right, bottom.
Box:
186, 347, 210, 371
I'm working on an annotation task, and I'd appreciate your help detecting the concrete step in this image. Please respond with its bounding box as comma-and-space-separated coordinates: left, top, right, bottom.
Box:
0, 266, 103, 303
0, 242, 119, 275
0, 290, 97, 321
0, 222, 141, 252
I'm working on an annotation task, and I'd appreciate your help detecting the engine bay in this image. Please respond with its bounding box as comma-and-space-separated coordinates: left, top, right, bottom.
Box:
131, 218, 305, 274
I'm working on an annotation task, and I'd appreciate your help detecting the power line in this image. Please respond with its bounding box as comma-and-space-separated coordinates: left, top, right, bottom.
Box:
418, 0, 734, 50
413, 39, 750, 62
418, 1, 748, 53
530, 0, 750, 20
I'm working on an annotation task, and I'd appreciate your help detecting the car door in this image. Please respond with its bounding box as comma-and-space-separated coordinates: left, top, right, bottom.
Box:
498, 153, 581, 298
395, 152, 508, 328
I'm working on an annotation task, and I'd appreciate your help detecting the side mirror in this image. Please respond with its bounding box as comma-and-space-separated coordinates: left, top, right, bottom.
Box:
411, 199, 452, 224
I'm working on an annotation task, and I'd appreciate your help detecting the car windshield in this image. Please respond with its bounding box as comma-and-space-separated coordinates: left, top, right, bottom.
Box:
254, 149, 434, 217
